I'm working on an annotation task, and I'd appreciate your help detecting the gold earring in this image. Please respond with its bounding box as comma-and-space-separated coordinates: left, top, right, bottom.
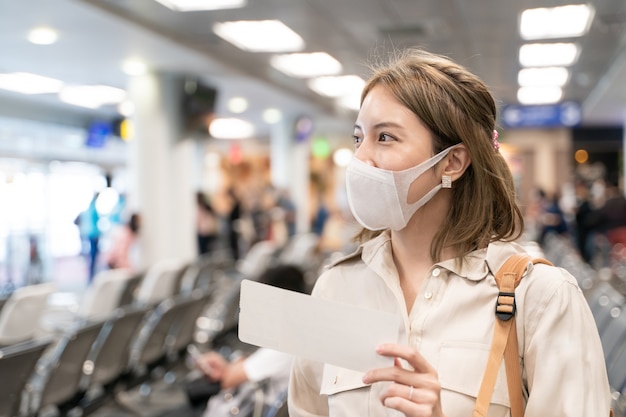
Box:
442, 175, 452, 188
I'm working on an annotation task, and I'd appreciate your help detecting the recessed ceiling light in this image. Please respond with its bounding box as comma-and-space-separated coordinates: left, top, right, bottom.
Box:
519, 43, 580, 67
262, 108, 282, 124
0, 72, 63, 94
517, 86, 563, 105
270, 52, 342, 78
227, 97, 248, 113
118, 100, 135, 117
518, 67, 569, 87
59, 85, 127, 109
307, 75, 365, 98
213, 20, 304, 52
154, 0, 246, 11
209, 117, 254, 139
333, 148, 354, 168
28, 27, 58, 45
520, 4, 594, 40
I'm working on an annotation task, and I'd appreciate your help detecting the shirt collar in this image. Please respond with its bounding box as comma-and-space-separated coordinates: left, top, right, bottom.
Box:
360, 231, 525, 282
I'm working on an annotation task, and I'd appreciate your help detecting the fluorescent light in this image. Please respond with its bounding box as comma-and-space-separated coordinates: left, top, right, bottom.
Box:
517, 86, 563, 105
0, 72, 63, 94
209, 118, 254, 139
154, 0, 246, 11
307, 75, 365, 98
28, 27, 58, 45
59, 85, 127, 108
263, 108, 282, 124
270, 52, 342, 78
213, 20, 304, 52
336, 93, 361, 111
520, 4, 594, 40
518, 67, 569, 87
519, 43, 580, 67
227, 97, 248, 113
122, 59, 148, 76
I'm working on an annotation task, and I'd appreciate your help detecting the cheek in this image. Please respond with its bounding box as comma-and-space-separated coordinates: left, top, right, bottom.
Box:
406, 170, 439, 204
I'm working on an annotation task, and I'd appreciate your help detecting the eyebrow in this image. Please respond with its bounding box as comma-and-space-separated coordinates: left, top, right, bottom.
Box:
353, 121, 405, 131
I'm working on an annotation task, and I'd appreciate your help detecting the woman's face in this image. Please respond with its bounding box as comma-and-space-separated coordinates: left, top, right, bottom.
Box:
353, 84, 435, 171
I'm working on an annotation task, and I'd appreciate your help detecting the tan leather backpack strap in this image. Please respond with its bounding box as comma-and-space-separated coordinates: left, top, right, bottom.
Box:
473, 255, 552, 417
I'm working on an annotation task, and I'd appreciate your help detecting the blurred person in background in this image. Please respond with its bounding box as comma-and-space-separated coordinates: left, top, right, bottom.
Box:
196, 191, 218, 256
226, 187, 242, 260
189, 264, 308, 417
76, 192, 102, 283
105, 212, 141, 271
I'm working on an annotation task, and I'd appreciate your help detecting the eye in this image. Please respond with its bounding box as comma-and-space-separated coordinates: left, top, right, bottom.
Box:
352, 134, 363, 147
378, 133, 394, 142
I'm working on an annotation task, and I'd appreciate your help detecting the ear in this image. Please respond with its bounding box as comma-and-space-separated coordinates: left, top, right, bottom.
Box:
441, 144, 471, 182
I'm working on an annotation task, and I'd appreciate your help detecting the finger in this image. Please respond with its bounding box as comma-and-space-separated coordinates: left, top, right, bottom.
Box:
383, 397, 430, 417
381, 385, 437, 405
376, 343, 436, 374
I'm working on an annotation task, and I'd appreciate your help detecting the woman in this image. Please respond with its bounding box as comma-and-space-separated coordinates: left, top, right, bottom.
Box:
288, 49, 610, 416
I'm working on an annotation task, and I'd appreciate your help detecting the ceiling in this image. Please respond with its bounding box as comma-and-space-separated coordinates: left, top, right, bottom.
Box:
1, 0, 626, 142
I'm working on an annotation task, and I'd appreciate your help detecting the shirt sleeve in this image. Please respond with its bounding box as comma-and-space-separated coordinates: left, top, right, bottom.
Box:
243, 348, 293, 382
523, 266, 612, 416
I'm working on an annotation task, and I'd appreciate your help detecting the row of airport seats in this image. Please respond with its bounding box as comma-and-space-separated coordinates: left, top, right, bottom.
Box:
0, 232, 325, 417
0, 251, 234, 417
542, 233, 626, 417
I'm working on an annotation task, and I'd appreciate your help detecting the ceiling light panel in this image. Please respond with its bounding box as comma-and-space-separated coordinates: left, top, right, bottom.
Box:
209, 118, 254, 139
520, 4, 594, 40
270, 53, 342, 78
28, 27, 58, 45
518, 67, 569, 87
307, 75, 365, 98
59, 85, 127, 109
0, 72, 63, 94
519, 43, 580, 67
517, 86, 563, 105
154, 0, 246, 11
213, 20, 304, 52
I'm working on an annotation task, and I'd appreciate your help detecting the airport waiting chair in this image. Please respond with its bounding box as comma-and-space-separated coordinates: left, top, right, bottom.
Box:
117, 272, 144, 308
264, 388, 289, 417
126, 293, 207, 388
75, 305, 152, 416
0, 283, 56, 346
165, 288, 213, 365
134, 258, 188, 307
237, 241, 279, 280
77, 269, 136, 321
26, 320, 105, 417
587, 282, 625, 336
607, 342, 626, 417
0, 338, 52, 417
599, 307, 626, 366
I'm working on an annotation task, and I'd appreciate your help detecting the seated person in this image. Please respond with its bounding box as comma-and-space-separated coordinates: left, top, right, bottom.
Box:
190, 264, 308, 417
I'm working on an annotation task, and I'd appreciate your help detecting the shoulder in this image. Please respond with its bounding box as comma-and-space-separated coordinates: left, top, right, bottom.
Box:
311, 247, 365, 298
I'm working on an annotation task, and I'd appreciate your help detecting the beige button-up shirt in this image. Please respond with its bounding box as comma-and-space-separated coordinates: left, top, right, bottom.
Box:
289, 232, 611, 416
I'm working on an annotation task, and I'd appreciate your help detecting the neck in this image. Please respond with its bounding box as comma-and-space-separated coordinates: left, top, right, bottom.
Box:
390, 193, 451, 312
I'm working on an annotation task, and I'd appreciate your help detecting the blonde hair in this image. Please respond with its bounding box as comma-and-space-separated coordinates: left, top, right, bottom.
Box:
355, 49, 524, 261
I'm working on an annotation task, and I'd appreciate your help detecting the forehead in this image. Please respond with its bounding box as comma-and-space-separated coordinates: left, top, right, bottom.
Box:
356, 85, 417, 126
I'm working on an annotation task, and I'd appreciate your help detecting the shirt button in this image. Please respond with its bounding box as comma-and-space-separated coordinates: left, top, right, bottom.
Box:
432, 268, 441, 277
424, 291, 433, 299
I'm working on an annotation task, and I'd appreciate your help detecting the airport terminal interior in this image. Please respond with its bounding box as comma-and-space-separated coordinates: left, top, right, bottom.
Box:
1, 0, 626, 416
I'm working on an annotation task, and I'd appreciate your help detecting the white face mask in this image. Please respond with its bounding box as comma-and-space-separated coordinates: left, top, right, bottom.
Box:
345, 146, 455, 231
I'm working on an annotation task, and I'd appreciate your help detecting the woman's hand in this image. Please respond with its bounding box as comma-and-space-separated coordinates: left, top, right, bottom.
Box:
362, 343, 444, 417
